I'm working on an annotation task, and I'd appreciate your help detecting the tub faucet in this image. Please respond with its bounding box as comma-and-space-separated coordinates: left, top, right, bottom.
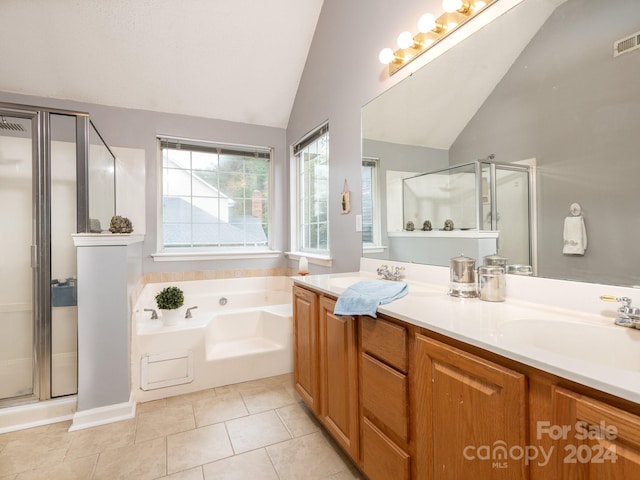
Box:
600, 295, 640, 329
144, 308, 158, 320
377, 264, 405, 281
185, 306, 198, 319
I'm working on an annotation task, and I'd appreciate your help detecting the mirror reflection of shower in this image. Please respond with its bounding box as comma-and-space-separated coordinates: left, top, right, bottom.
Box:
401, 158, 535, 270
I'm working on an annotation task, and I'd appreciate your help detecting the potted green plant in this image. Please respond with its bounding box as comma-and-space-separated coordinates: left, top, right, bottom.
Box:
155, 286, 184, 325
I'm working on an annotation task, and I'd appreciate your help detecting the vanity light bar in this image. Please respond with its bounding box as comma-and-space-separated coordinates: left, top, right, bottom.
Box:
379, 0, 498, 75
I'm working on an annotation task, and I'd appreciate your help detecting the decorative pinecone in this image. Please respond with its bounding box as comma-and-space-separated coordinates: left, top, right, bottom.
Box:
109, 215, 133, 234
406, 221, 415, 231
443, 219, 454, 231
422, 220, 432, 231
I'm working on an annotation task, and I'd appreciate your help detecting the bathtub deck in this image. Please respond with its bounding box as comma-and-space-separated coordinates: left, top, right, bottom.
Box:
207, 337, 283, 361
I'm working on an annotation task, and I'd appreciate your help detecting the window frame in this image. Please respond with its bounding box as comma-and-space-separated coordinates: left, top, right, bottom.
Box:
154, 136, 276, 260
361, 156, 382, 250
291, 124, 330, 258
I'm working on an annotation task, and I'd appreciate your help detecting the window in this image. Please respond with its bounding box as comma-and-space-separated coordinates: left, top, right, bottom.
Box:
361, 157, 381, 247
159, 137, 272, 252
294, 125, 329, 254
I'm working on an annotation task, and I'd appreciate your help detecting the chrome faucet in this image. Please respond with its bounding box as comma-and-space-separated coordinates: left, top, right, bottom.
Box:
600, 295, 640, 329
185, 306, 198, 319
377, 264, 405, 281
144, 308, 158, 320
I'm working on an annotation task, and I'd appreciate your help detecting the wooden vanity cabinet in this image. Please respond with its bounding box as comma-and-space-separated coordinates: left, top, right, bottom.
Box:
414, 334, 528, 480
548, 386, 640, 478
318, 295, 359, 461
293, 285, 319, 412
360, 315, 411, 480
293, 282, 640, 480
292, 286, 359, 462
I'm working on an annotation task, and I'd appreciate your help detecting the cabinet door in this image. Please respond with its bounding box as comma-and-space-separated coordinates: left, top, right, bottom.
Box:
318, 295, 359, 461
293, 285, 318, 412
415, 334, 528, 480
551, 386, 640, 479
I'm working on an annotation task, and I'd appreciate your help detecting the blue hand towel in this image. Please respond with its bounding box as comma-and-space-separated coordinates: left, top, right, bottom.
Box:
334, 280, 408, 318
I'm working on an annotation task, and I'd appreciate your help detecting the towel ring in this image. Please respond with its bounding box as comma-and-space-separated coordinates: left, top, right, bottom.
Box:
569, 203, 582, 216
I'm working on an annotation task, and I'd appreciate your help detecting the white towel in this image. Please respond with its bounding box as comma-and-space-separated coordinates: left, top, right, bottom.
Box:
563, 215, 587, 255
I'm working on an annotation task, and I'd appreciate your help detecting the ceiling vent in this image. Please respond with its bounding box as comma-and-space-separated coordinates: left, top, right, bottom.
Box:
614, 31, 640, 57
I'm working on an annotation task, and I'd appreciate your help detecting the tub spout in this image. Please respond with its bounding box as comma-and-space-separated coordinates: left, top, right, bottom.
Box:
185, 306, 198, 319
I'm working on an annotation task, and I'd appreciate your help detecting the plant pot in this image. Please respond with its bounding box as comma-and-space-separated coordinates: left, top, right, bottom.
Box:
161, 308, 182, 326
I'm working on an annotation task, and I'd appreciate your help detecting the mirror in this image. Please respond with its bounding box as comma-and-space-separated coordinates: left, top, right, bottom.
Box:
362, 0, 640, 286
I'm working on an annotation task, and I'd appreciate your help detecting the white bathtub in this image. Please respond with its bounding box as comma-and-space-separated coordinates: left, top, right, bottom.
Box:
132, 276, 293, 403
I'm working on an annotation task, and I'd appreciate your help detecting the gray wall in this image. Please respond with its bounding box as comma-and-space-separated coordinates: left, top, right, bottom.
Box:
286, 0, 444, 273
0, 91, 288, 275
449, 0, 640, 285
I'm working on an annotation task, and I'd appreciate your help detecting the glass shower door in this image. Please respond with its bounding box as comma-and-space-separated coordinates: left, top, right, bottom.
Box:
50, 114, 78, 397
482, 164, 533, 265
0, 114, 34, 401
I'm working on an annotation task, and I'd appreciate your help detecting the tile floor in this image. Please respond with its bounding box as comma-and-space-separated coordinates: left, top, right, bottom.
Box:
0, 374, 365, 480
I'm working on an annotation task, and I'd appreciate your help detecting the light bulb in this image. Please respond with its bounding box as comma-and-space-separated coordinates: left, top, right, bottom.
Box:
397, 31, 414, 49
474, 1, 487, 8
442, 0, 463, 12
417, 13, 437, 33
379, 47, 395, 65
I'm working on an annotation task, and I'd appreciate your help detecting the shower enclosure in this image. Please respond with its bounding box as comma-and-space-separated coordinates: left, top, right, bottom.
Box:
0, 102, 115, 407
402, 160, 536, 270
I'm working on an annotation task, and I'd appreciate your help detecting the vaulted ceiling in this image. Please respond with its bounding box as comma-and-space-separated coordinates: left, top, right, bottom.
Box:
0, 0, 324, 129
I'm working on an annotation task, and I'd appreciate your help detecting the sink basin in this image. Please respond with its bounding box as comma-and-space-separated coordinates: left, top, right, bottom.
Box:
498, 319, 640, 371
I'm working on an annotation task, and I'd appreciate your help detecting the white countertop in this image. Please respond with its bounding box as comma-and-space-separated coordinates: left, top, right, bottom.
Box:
292, 269, 640, 405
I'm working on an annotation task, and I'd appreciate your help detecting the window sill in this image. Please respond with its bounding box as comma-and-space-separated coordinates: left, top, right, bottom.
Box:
363, 245, 387, 254
152, 250, 282, 262
286, 251, 333, 267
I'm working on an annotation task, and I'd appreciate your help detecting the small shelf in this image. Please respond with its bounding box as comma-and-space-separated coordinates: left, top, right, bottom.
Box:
387, 230, 499, 239
72, 233, 145, 247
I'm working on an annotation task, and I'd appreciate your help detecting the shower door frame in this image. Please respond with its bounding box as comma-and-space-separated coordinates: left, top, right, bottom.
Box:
478, 160, 538, 275
0, 102, 90, 407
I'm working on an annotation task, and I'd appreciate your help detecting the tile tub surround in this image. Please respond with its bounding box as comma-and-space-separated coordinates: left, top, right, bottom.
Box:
143, 268, 295, 284
0, 374, 364, 479
291, 258, 640, 404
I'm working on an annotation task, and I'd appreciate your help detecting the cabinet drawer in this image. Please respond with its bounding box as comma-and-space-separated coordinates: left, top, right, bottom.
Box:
361, 353, 408, 442
361, 316, 408, 372
362, 417, 410, 480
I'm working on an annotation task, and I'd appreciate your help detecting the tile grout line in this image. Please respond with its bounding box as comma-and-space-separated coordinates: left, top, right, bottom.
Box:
221, 419, 238, 457
264, 443, 283, 480
274, 408, 295, 440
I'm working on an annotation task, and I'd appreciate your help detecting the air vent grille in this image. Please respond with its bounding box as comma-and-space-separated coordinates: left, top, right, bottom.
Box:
614, 31, 640, 57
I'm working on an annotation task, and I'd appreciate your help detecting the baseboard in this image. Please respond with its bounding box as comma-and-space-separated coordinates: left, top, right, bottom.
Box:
0, 396, 77, 434
69, 394, 136, 431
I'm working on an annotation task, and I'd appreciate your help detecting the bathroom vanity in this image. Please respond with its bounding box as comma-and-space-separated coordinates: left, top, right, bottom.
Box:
291, 266, 640, 479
